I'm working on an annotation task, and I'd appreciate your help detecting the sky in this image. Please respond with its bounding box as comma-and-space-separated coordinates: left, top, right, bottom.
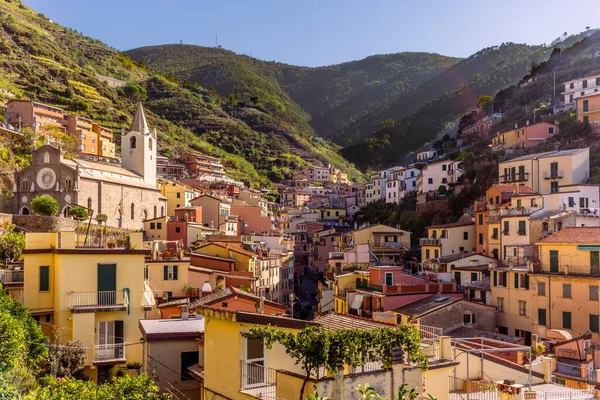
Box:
25, 0, 600, 67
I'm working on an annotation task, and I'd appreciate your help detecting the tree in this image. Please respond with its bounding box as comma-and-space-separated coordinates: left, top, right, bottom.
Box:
0, 222, 25, 262
118, 83, 148, 102
31, 196, 59, 216
68, 206, 89, 220
38, 125, 78, 158
245, 325, 427, 400
476, 95, 493, 109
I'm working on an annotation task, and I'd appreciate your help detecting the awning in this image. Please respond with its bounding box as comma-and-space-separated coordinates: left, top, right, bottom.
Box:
577, 246, 600, 251
350, 294, 365, 310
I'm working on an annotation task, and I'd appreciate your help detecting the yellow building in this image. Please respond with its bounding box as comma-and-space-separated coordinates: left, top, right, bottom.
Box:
92, 123, 116, 159
420, 221, 476, 262
315, 207, 347, 220
194, 242, 257, 273
489, 264, 532, 344
497, 148, 589, 194
159, 181, 203, 217
145, 253, 190, 302
143, 216, 168, 240
576, 92, 600, 134
332, 271, 369, 314
531, 227, 600, 342
22, 231, 153, 382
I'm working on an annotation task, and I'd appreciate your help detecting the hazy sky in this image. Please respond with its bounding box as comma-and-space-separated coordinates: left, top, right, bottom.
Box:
25, 0, 600, 67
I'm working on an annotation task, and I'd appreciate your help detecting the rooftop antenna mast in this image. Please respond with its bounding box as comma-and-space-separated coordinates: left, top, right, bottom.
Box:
215, 33, 218, 48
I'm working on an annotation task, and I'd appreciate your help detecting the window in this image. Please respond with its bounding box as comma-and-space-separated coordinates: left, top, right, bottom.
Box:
428, 178, 433, 184
478, 214, 483, 225
583, 115, 589, 124
478, 233, 483, 245
181, 351, 199, 381
548, 126, 554, 134
493, 271, 507, 287
591, 315, 600, 333
492, 228, 499, 239
163, 265, 179, 280
149, 138, 153, 150
503, 221, 509, 235
425, 249, 430, 259
518, 220, 526, 235
434, 249, 439, 258
21, 178, 28, 191
583, 80, 588, 89
583, 100, 589, 112
175, 227, 181, 233
518, 300, 527, 316
563, 311, 572, 329
130, 136, 136, 149
39, 266, 49, 292
497, 297, 504, 312
569, 94, 574, 103
570, 83, 574, 89
590, 285, 599, 301
563, 283, 571, 298
470, 272, 478, 282
516, 199, 522, 208
463, 232, 469, 240
551, 182, 559, 194
515, 273, 529, 289
177, 192, 181, 199
463, 312, 475, 325
150, 223, 155, 229
495, 196, 500, 204
157, 222, 162, 229
43, 152, 50, 163
537, 281, 546, 296
154, 205, 157, 219
538, 309, 547, 326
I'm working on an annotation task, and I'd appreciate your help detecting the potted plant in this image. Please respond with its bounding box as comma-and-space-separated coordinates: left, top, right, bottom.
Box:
69, 206, 89, 221
96, 213, 108, 225
107, 238, 115, 249
185, 285, 196, 297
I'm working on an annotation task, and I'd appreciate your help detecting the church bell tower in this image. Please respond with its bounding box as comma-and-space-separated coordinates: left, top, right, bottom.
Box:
121, 102, 157, 186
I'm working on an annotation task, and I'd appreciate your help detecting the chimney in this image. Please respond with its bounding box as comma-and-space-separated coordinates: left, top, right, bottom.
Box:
201, 281, 212, 297
256, 297, 265, 314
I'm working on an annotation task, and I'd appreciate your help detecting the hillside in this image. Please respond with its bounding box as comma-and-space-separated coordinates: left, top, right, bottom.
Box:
0, 0, 363, 193
126, 45, 461, 139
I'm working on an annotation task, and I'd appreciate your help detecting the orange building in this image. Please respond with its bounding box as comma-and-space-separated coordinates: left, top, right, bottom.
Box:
6, 100, 65, 133
63, 115, 97, 156
231, 206, 273, 235
576, 92, 600, 134
92, 122, 116, 159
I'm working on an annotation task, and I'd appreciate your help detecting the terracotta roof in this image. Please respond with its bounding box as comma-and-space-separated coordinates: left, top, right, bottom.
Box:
313, 313, 396, 331
537, 227, 600, 244
190, 286, 285, 310
195, 242, 256, 257
491, 185, 537, 195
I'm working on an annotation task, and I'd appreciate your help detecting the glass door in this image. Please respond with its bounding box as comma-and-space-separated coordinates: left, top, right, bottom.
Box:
244, 337, 265, 388
97, 321, 115, 360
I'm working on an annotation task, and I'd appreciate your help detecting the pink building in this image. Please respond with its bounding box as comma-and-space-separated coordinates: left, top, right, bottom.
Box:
513, 121, 559, 148
231, 206, 273, 235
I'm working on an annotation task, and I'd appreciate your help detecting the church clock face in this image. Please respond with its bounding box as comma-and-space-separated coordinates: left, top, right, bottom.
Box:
37, 168, 56, 190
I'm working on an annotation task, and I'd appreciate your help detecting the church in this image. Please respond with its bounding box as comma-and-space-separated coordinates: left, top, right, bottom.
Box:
12, 103, 167, 230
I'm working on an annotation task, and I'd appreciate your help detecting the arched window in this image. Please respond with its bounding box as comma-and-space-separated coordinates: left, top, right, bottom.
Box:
161, 206, 165, 217
43, 152, 50, 164
65, 177, 72, 190
116, 210, 122, 228
154, 205, 157, 219
21, 178, 28, 191
87, 198, 92, 211
21, 207, 30, 215
130, 136, 136, 149
131, 203, 135, 220
148, 138, 153, 150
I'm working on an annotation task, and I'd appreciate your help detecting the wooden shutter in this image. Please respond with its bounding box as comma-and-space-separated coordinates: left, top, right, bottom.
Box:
115, 321, 124, 344
514, 273, 519, 289
550, 250, 559, 273
502, 272, 507, 287
525, 275, 530, 290
563, 312, 572, 329
493, 271, 497, 286
39, 266, 49, 292
591, 315, 599, 333
538, 309, 546, 326
173, 265, 179, 280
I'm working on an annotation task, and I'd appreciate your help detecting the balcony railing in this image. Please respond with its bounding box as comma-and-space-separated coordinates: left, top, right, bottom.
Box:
0, 269, 24, 285
69, 290, 129, 311
94, 343, 125, 363
240, 361, 276, 399
501, 173, 529, 183
420, 238, 441, 246
356, 281, 384, 292
533, 264, 600, 277
543, 170, 564, 179
372, 242, 408, 250
555, 361, 595, 382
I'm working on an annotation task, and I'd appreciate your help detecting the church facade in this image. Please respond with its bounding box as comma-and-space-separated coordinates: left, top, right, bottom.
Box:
12, 104, 166, 230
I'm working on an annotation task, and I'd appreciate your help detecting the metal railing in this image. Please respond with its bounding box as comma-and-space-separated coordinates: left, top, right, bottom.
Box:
535, 265, 600, 277
350, 359, 385, 374
356, 281, 383, 292
69, 290, 129, 309
555, 361, 595, 382
240, 361, 276, 399
449, 377, 498, 400
93, 343, 125, 362
543, 170, 564, 179
535, 388, 596, 400
420, 238, 441, 246
501, 173, 529, 183
0, 269, 24, 284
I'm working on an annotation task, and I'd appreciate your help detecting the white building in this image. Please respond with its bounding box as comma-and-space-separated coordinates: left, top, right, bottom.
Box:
562, 74, 600, 110
385, 166, 420, 204
419, 159, 461, 194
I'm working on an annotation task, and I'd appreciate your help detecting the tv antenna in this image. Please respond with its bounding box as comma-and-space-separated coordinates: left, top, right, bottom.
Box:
215, 33, 218, 48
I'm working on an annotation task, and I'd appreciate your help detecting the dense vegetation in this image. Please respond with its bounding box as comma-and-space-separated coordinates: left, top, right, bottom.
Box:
127, 45, 460, 139
0, 0, 363, 191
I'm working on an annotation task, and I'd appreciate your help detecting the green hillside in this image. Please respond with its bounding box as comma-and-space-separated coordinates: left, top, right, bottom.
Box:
0, 0, 363, 193
126, 45, 461, 139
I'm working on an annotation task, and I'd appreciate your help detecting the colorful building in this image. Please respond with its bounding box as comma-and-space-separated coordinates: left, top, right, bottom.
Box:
576, 92, 600, 134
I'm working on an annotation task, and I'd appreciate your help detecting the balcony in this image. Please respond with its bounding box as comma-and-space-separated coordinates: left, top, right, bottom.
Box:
69, 290, 129, 313
533, 264, 600, 277
420, 238, 441, 246
500, 208, 530, 217
329, 252, 345, 260
356, 280, 384, 292
501, 173, 529, 183
372, 242, 408, 250
0, 269, 24, 287
94, 343, 126, 364
240, 360, 276, 399
543, 170, 564, 179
